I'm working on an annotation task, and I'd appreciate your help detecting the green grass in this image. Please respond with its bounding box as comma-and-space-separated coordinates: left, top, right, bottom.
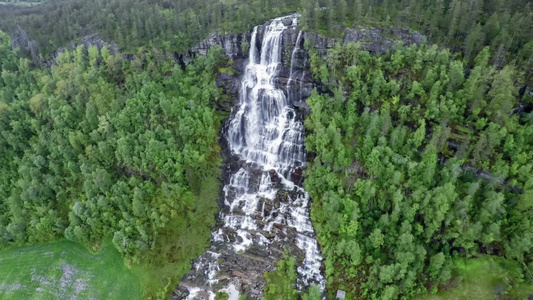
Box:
417, 256, 533, 300
0, 239, 141, 300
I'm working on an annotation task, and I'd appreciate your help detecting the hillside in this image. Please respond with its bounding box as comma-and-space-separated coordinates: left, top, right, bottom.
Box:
0, 0, 531, 299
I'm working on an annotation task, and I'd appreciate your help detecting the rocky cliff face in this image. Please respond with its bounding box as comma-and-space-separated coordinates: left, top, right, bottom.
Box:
173, 32, 253, 114
46, 34, 120, 66
175, 16, 326, 300
176, 32, 251, 65
303, 26, 426, 58
343, 27, 425, 51
11, 28, 122, 67
10, 26, 41, 63
200, 24, 426, 113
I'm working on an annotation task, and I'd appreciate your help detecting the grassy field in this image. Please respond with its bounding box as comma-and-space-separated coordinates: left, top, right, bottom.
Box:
0, 240, 141, 300
417, 256, 533, 300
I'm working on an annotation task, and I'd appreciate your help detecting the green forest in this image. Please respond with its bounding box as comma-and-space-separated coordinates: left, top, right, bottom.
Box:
0, 30, 231, 296
305, 43, 532, 298
1, 0, 531, 71
0, 0, 532, 299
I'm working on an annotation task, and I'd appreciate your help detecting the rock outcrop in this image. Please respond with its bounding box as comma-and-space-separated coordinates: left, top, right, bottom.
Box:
45, 34, 121, 66
11, 26, 41, 63
176, 32, 252, 113
176, 32, 251, 66
303, 26, 426, 59
11, 29, 123, 67
344, 27, 425, 52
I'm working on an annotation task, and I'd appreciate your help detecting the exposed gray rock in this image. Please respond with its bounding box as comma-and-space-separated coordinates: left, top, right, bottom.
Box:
215, 72, 241, 109
344, 27, 426, 53
391, 27, 425, 45
336, 289, 347, 299
44, 34, 122, 67
304, 26, 426, 57
303, 32, 337, 58
80, 34, 119, 53
10, 26, 41, 63
177, 32, 251, 66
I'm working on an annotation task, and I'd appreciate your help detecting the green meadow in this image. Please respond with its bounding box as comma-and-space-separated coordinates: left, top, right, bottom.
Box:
418, 257, 533, 300
0, 240, 141, 299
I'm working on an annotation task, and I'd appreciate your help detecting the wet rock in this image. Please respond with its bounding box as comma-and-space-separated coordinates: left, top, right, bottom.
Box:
226, 155, 244, 175
216, 72, 240, 95
290, 167, 304, 186
294, 100, 311, 112
246, 165, 263, 194
281, 18, 294, 27
171, 286, 190, 300
269, 169, 282, 187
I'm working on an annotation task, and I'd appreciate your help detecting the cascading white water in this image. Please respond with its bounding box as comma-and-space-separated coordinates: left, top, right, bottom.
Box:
180, 15, 324, 300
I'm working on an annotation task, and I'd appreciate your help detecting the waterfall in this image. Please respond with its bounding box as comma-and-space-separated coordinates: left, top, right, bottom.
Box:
179, 14, 324, 300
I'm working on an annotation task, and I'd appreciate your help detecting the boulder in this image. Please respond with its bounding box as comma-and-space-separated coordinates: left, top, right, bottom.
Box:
268, 169, 282, 187
336, 290, 346, 299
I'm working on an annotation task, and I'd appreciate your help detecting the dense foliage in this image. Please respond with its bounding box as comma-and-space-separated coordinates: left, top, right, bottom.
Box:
263, 256, 322, 300
0, 31, 228, 296
1, 0, 531, 82
1, 0, 532, 299
0, 0, 301, 56
300, 0, 532, 71
304, 41, 532, 299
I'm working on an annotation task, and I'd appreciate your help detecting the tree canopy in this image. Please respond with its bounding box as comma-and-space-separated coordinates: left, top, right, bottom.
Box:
0, 31, 230, 297
304, 41, 532, 299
